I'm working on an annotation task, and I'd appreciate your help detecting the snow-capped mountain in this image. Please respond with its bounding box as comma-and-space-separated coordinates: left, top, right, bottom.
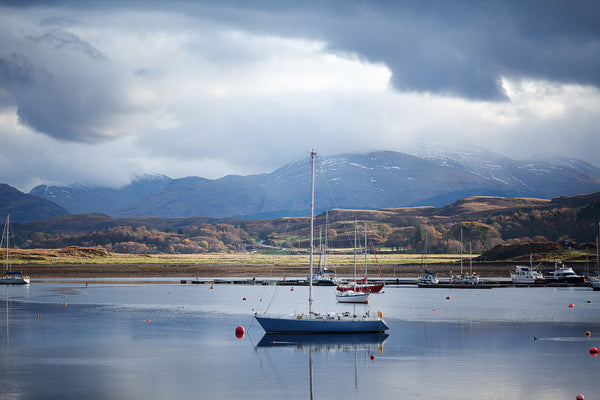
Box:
28, 148, 600, 219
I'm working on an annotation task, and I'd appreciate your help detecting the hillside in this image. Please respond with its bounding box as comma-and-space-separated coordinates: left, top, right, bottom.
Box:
8, 192, 600, 258
0, 184, 69, 223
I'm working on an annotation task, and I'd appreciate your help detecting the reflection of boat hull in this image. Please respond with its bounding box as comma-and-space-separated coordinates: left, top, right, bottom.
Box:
336, 291, 369, 303
257, 332, 389, 348
255, 313, 389, 333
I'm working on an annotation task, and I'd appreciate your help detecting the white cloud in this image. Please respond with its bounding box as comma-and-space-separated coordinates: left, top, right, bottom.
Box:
1, 5, 599, 193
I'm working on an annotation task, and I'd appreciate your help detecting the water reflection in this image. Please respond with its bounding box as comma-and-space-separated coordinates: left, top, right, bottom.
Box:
257, 332, 389, 349
257, 333, 388, 399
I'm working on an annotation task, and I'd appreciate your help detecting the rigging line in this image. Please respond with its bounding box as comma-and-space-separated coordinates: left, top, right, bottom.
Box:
254, 153, 313, 314
318, 162, 360, 249
366, 225, 385, 281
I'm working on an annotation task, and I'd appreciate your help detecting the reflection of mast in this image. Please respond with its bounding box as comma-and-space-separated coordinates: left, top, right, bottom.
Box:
309, 346, 314, 400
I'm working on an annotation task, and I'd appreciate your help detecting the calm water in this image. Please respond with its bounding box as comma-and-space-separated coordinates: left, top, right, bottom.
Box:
1, 282, 599, 399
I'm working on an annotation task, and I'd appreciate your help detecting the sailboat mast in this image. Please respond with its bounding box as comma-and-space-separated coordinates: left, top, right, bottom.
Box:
364, 222, 367, 277
323, 211, 328, 270
4, 215, 9, 274
308, 150, 316, 314
353, 220, 357, 281
460, 227, 463, 275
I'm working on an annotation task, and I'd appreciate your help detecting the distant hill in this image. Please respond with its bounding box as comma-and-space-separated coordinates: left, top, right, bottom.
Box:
27, 147, 600, 219
0, 184, 69, 223
30, 174, 172, 215
10, 192, 600, 256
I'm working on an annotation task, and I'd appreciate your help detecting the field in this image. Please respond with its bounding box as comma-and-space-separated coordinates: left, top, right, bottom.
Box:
2, 246, 593, 278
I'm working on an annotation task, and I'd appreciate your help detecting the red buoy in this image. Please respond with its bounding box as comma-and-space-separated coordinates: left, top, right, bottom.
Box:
235, 325, 245, 339
370, 354, 375, 360
576, 394, 584, 400
243, 297, 247, 301
568, 303, 574, 308
446, 296, 450, 300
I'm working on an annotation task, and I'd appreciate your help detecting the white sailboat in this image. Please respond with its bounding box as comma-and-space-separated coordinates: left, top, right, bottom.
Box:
418, 231, 439, 285
254, 151, 388, 333
450, 228, 479, 285
0, 215, 30, 285
336, 221, 370, 303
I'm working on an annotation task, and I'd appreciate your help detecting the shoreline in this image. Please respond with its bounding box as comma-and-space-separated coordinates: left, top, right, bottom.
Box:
13, 262, 576, 279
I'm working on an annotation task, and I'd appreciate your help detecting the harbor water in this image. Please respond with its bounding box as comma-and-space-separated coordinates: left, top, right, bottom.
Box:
1, 281, 599, 399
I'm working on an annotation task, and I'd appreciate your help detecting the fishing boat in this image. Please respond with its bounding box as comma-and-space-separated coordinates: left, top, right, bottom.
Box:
0, 215, 30, 285
254, 151, 388, 334
544, 261, 584, 285
511, 254, 544, 285
336, 222, 384, 294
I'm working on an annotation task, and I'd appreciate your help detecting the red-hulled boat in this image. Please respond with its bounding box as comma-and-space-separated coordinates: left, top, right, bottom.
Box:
336, 222, 384, 294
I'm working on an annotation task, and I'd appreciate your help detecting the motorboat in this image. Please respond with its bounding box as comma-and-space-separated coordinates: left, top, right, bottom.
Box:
511, 266, 544, 285
544, 261, 584, 284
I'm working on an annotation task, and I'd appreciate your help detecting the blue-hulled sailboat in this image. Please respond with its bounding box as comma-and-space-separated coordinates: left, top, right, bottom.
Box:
254, 150, 389, 334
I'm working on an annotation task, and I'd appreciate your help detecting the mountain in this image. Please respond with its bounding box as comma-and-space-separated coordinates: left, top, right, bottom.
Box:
27, 148, 600, 219
30, 174, 173, 216
0, 184, 69, 223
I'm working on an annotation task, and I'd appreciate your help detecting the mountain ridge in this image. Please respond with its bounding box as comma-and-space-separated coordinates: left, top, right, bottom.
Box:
26, 147, 600, 219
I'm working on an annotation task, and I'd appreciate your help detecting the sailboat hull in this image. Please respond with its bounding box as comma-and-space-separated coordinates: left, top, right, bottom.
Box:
254, 315, 389, 333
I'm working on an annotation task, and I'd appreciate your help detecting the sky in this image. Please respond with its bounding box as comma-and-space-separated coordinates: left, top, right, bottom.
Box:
1, 0, 599, 192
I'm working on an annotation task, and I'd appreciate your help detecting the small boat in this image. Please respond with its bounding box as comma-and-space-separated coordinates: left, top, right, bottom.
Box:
254, 151, 388, 334
450, 232, 479, 285
511, 255, 544, 285
544, 261, 584, 285
418, 271, 439, 285
336, 222, 384, 294
511, 266, 545, 285
311, 220, 339, 286
0, 215, 30, 285
417, 232, 438, 285
336, 290, 369, 303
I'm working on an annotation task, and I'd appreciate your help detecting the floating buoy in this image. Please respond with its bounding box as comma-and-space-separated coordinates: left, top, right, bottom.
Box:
585, 300, 591, 303
370, 354, 375, 360
446, 296, 450, 300
182, 306, 185, 309
243, 297, 247, 301
576, 394, 584, 400
569, 303, 575, 308
146, 319, 150, 323
589, 347, 599, 355
586, 331, 591, 337
37, 313, 42, 318
63, 302, 67, 307
290, 287, 294, 291
235, 325, 245, 339
432, 308, 436, 311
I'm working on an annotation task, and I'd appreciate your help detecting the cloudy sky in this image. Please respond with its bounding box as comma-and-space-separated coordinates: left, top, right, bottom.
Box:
1, 0, 599, 192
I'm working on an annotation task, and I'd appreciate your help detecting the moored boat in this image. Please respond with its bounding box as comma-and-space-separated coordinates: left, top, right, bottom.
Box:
336, 290, 369, 303
0, 215, 30, 285
544, 261, 584, 284
511, 266, 545, 285
253, 151, 388, 334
